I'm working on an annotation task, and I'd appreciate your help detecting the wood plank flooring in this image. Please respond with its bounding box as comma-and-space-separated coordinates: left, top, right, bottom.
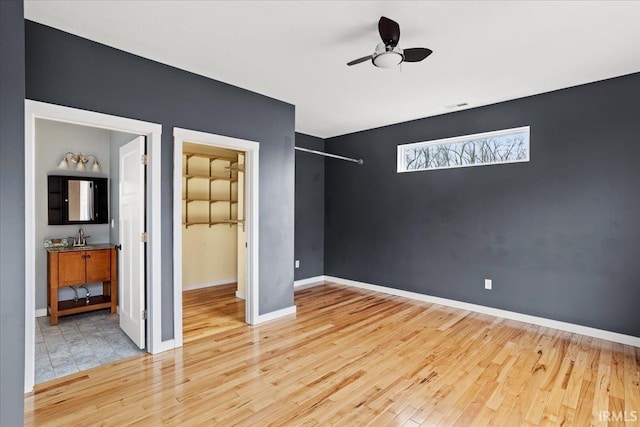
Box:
181, 284, 245, 344
25, 282, 640, 426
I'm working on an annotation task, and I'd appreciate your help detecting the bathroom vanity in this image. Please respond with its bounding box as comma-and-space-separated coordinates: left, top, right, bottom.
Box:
46, 244, 117, 325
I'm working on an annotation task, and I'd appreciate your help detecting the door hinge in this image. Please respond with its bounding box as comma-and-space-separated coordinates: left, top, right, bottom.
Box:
140, 232, 148, 242
141, 155, 149, 165
142, 310, 148, 320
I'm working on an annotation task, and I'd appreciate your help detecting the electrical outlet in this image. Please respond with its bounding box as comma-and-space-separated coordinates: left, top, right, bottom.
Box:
295, 260, 300, 269
485, 279, 492, 290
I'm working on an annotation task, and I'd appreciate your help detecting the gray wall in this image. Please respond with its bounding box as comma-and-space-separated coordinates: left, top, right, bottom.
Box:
25, 21, 296, 340
325, 73, 640, 337
0, 1, 25, 425
295, 133, 325, 280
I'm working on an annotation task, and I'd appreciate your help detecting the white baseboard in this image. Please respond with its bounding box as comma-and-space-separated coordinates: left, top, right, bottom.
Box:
324, 276, 640, 347
294, 275, 327, 288
35, 308, 47, 318
183, 278, 237, 291
255, 305, 297, 325
235, 291, 246, 300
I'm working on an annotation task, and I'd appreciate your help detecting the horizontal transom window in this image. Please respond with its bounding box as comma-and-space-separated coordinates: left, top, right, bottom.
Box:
397, 126, 530, 173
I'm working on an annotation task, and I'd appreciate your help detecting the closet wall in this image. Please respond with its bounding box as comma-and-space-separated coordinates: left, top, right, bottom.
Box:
182, 143, 241, 289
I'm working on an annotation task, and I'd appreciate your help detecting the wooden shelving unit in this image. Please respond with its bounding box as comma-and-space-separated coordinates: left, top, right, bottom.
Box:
182, 151, 244, 228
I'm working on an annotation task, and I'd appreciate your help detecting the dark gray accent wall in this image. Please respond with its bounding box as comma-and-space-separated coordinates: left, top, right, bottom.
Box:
325, 73, 640, 337
25, 21, 295, 335
0, 1, 26, 425
295, 133, 325, 280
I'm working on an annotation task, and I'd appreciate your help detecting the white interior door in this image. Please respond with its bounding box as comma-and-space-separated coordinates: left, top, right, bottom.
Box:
119, 136, 146, 349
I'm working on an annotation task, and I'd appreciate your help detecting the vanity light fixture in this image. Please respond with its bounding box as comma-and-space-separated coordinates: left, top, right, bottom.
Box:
57, 152, 102, 173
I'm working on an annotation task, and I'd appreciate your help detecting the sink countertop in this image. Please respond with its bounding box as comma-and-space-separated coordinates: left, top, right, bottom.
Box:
46, 243, 116, 253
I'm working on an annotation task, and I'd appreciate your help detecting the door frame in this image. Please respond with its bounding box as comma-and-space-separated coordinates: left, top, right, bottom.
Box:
24, 100, 163, 393
172, 127, 260, 348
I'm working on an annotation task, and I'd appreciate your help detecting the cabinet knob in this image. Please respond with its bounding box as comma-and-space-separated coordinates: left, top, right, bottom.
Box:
86, 255, 91, 259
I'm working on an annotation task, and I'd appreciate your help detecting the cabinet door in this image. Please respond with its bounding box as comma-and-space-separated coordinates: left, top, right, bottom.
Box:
85, 249, 111, 283
58, 251, 87, 286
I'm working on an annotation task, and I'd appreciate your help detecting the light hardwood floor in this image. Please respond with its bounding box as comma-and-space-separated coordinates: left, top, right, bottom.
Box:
182, 284, 246, 344
25, 282, 640, 426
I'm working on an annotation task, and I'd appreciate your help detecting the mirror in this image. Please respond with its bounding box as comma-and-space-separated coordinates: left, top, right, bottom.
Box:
68, 180, 94, 221
48, 175, 108, 225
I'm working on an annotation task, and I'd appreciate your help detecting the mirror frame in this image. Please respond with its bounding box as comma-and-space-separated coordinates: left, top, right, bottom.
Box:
47, 175, 109, 225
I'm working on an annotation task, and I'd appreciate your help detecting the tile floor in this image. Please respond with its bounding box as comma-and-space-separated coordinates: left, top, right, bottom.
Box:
35, 310, 144, 384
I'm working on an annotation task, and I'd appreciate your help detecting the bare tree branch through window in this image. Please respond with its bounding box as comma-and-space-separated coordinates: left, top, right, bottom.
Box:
398, 127, 529, 172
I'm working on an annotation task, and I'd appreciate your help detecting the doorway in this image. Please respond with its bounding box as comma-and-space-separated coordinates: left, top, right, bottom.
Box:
24, 101, 163, 393
172, 127, 260, 347
33, 121, 144, 384
181, 143, 246, 342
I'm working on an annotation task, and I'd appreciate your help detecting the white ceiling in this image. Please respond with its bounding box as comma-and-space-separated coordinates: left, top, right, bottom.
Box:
25, 1, 640, 138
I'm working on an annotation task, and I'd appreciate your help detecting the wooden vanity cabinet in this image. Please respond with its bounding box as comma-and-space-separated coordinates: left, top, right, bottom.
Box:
58, 250, 111, 286
47, 246, 117, 325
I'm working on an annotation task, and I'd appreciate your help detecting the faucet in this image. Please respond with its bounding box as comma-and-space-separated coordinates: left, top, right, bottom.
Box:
73, 228, 90, 246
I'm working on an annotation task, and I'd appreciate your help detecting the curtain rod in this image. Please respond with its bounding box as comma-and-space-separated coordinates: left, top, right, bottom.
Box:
294, 146, 363, 165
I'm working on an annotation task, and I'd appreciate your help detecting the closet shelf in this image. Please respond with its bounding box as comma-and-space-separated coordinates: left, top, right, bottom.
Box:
183, 198, 238, 204
183, 151, 237, 162
183, 174, 238, 182
225, 164, 245, 172
183, 220, 245, 227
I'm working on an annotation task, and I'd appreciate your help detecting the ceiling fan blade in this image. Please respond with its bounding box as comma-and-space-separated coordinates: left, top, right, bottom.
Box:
378, 16, 400, 47
403, 48, 433, 62
347, 55, 373, 66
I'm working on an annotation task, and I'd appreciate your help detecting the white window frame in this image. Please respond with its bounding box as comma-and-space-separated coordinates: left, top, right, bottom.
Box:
397, 126, 530, 173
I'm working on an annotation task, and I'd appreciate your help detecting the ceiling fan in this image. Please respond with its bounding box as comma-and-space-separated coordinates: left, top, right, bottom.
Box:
347, 16, 433, 69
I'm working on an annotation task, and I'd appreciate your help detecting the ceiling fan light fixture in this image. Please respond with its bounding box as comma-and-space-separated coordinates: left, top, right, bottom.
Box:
372, 44, 403, 69
372, 51, 403, 68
